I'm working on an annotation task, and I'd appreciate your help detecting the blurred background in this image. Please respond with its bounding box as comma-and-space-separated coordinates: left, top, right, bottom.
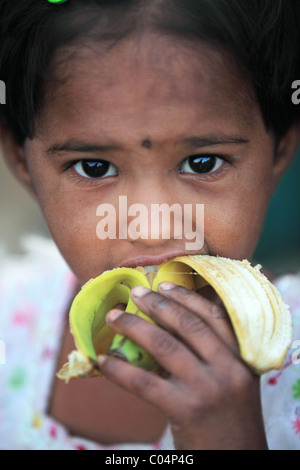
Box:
0, 151, 49, 254
254, 149, 300, 274
0, 148, 299, 276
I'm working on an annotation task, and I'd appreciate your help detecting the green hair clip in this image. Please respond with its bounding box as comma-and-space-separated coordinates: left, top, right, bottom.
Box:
48, 0, 68, 4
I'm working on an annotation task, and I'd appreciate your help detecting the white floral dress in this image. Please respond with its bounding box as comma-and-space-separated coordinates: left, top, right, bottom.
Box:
0, 236, 299, 450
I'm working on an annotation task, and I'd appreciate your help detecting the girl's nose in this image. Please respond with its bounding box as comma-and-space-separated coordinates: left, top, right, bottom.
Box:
124, 201, 185, 246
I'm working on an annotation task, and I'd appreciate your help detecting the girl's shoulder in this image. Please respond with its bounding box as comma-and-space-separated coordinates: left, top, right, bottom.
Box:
0, 235, 76, 346
0, 234, 73, 283
261, 270, 300, 450
0, 236, 79, 449
0, 235, 75, 320
0, 235, 76, 371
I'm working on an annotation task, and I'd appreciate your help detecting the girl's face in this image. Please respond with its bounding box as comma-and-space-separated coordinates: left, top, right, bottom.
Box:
14, 35, 296, 284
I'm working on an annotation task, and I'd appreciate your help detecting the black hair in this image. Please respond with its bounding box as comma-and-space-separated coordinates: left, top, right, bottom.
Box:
0, 0, 299, 146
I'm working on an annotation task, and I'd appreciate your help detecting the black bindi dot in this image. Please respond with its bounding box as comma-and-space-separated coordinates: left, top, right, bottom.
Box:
141, 139, 152, 150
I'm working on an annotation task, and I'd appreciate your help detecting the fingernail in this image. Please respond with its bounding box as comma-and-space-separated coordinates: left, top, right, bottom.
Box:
131, 285, 151, 297
106, 309, 124, 322
97, 355, 107, 368
158, 281, 176, 291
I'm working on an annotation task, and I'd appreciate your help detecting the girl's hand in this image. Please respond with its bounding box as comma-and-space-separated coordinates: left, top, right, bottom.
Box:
97, 282, 268, 450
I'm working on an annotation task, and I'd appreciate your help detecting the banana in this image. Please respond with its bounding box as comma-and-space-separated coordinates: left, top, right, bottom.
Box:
56, 255, 293, 383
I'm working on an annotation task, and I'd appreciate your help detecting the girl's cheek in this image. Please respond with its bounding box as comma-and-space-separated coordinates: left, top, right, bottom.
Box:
204, 186, 269, 259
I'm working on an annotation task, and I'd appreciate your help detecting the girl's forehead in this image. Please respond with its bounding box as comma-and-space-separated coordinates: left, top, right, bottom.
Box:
37, 35, 262, 144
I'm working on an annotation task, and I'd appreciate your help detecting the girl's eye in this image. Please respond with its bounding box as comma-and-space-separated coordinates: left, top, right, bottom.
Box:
72, 160, 118, 179
179, 155, 225, 175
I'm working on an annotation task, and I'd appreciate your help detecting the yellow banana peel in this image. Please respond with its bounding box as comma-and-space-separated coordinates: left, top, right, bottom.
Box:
56, 255, 293, 383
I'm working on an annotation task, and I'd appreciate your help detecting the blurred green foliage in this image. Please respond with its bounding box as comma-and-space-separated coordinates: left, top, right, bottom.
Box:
254, 149, 300, 274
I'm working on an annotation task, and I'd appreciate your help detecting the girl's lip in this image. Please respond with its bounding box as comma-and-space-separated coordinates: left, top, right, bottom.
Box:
119, 251, 201, 268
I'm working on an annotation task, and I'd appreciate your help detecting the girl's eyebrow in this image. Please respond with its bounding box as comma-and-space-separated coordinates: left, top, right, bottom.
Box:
182, 135, 249, 148
46, 135, 249, 156
46, 139, 121, 156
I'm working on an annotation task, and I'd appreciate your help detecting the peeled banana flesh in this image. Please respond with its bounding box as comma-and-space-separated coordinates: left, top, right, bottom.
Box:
57, 255, 293, 383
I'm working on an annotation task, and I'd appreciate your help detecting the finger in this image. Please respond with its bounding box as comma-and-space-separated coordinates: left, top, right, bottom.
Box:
113, 302, 127, 310
129, 286, 239, 369
158, 282, 239, 355
96, 354, 174, 415
106, 308, 209, 382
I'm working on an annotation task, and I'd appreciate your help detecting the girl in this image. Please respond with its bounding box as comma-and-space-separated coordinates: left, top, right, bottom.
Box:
0, 0, 300, 450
